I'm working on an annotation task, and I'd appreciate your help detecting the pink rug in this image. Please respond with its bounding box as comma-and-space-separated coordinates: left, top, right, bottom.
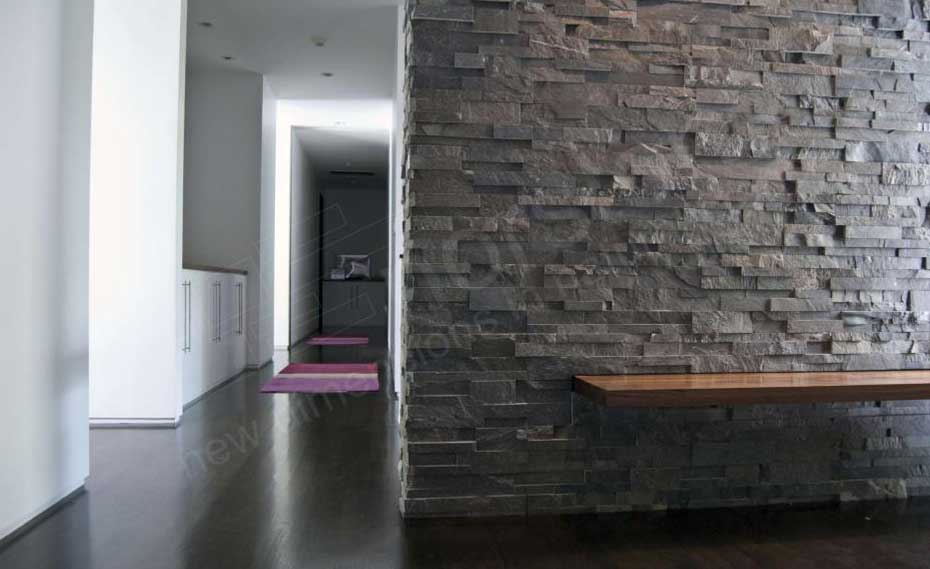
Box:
279, 363, 376, 373
260, 362, 379, 394
260, 377, 379, 393
307, 335, 370, 346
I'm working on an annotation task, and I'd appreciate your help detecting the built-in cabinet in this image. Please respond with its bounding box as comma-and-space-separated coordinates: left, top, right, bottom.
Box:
322, 280, 387, 328
180, 269, 247, 406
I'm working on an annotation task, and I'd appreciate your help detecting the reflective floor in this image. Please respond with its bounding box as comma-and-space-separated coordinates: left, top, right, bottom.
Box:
3, 329, 930, 568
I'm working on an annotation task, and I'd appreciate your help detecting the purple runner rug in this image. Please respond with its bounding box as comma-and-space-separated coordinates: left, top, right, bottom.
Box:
260, 376, 379, 394
260, 362, 379, 394
279, 363, 377, 374
307, 335, 370, 346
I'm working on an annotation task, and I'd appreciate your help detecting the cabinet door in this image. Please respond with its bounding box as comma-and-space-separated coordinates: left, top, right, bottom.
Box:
229, 276, 246, 375
207, 276, 224, 385
354, 283, 386, 325
180, 274, 195, 403
322, 281, 390, 328
182, 271, 210, 406
322, 282, 355, 328
217, 274, 244, 383
368, 284, 388, 325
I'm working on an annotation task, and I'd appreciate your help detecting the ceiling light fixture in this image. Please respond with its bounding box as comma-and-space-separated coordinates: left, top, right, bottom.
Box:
322, 72, 334, 77
222, 55, 235, 61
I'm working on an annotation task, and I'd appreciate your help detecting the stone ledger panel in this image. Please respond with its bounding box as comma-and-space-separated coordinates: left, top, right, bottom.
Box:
402, 0, 930, 516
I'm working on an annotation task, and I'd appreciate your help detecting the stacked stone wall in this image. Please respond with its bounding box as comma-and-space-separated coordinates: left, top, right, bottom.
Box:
403, 0, 930, 516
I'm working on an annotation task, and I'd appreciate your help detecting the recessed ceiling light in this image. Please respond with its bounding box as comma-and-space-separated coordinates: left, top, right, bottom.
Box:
322, 72, 334, 77
198, 21, 213, 28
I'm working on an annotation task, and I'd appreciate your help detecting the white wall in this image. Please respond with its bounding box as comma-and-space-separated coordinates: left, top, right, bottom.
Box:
391, 5, 407, 398
258, 79, 277, 366
0, 0, 93, 540
90, 0, 188, 425
289, 136, 320, 345
183, 68, 265, 367
273, 100, 393, 348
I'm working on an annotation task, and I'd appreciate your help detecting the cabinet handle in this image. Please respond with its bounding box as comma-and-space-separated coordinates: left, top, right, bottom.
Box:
182, 281, 192, 352
216, 282, 222, 342
182, 281, 187, 351
236, 283, 243, 335
211, 282, 218, 343
187, 281, 192, 351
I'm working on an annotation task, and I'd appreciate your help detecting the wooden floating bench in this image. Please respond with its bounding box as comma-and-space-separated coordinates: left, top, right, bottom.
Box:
574, 370, 930, 408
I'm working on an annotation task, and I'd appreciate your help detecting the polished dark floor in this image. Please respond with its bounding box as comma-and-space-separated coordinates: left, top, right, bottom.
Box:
4, 331, 930, 568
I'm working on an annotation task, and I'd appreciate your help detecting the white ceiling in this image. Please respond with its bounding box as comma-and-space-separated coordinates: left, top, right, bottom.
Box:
187, 0, 400, 99
295, 127, 390, 189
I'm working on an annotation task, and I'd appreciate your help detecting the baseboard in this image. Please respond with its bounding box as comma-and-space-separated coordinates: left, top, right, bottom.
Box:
289, 330, 318, 349
90, 417, 181, 429
182, 367, 249, 410
245, 358, 273, 371
0, 482, 85, 551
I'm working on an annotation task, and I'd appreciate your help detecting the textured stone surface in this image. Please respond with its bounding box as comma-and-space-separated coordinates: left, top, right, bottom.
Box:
692, 311, 753, 335
401, 0, 930, 518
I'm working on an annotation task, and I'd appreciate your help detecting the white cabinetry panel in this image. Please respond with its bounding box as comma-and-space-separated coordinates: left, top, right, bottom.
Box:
180, 270, 247, 406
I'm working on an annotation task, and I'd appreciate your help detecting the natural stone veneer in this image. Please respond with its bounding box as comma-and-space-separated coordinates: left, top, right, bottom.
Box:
401, 0, 930, 516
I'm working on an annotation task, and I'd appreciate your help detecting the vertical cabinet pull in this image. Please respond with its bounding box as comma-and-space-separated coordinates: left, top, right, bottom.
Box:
212, 282, 222, 343
187, 281, 192, 352
211, 283, 215, 343
182, 281, 192, 352
236, 282, 243, 335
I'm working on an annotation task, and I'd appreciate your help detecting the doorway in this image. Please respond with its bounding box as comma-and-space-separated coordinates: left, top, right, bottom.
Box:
287, 127, 391, 368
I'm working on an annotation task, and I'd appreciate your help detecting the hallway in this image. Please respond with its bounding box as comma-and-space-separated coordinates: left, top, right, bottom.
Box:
3, 335, 930, 568
0, 336, 402, 569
